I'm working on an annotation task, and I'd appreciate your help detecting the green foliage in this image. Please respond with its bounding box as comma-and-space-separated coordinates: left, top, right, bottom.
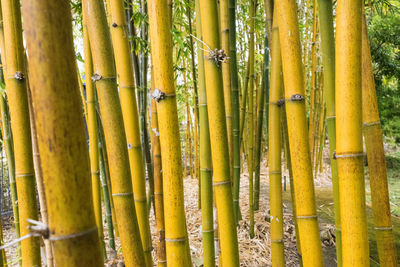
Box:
367, 4, 400, 142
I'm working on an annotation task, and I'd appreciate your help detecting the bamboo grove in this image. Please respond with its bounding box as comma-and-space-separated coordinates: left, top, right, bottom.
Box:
0, 0, 397, 266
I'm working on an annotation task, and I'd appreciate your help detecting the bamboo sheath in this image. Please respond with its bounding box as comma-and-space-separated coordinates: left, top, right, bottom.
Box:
316, 0, 341, 264
268, 10, 285, 266
21, 0, 103, 265
220, 0, 233, 182
275, 1, 323, 266
83, 19, 106, 259
336, 0, 370, 265
362, 14, 397, 267
0, 0, 41, 265
148, 1, 191, 265
228, 0, 242, 224
196, 2, 216, 265
108, 1, 153, 265
198, 0, 240, 264
82, 0, 146, 265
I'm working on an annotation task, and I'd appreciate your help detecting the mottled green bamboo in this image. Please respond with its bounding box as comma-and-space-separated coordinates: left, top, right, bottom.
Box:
82, 0, 146, 265
198, 0, 240, 264
239, 60, 250, 144
228, 0, 241, 224
1, 0, 40, 264
362, 13, 397, 267
316, 0, 341, 264
268, 13, 284, 265
21, 0, 104, 264
247, 0, 256, 238
196, 2, 215, 265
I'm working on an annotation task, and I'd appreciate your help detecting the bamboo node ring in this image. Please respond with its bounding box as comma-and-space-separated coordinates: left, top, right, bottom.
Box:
165, 237, 186, 242
213, 180, 231, 186
297, 215, 317, 219
287, 94, 305, 102
333, 151, 365, 159
363, 121, 380, 127
112, 192, 134, 197
91, 73, 116, 82
271, 239, 283, 243
200, 168, 212, 172
269, 171, 281, 174
16, 173, 34, 178
374, 226, 392, 231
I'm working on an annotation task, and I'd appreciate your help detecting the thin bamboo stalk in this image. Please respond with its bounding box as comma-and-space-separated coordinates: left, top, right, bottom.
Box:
275, 0, 323, 265
362, 13, 397, 266
196, 2, 216, 265
268, 10, 285, 265
0, 0, 41, 264
150, 76, 166, 266
198, 0, 240, 264
148, 1, 191, 265
220, 0, 233, 182
82, 0, 146, 265
247, 0, 256, 238
316, 0, 341, 264
21, 0, 103, 264
83, 19, 106, 259
108, 1, 153, 264
228, 0, 242, 224
336, 0, 369, 265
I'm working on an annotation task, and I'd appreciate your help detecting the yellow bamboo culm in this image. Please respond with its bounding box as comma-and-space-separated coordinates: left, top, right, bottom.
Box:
268, 8, 285, 266
108, 1, 153, 265
83, 18, 105, 257
21, 0, 103, 265
82, 0, 146, 265
275, 0, 323, 266
198, 0, 240, 265
1, 0, 41, 265
361, 13, 397, 267
336, 0, 370, 266
148, 0, 191, 265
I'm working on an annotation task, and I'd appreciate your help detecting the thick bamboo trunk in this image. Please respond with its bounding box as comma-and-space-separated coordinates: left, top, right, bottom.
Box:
148, 1, 191, 265
336, 0, 369, 265
268, 10, 285, 266
275, 1, 323, 265
21, 0, 103, 264
362, 13, 397, 267
198, 0, 240, 264
108, 1, 153, 264
0, 0, 41, 265
82, 0, 146, 265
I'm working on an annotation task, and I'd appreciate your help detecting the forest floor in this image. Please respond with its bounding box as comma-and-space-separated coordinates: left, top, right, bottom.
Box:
1, 144, 400, 266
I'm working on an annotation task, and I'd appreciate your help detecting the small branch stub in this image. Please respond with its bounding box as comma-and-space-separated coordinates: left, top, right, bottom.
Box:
151, 88, 166, 102
207, 48, 228, 67
14, 71, 24, 81
91, 73, 102, 82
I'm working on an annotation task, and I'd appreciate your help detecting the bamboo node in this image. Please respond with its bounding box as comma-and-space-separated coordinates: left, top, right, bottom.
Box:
296, 215, 317, 219
91, 73, 116, 82
49, 226, 98, 241
165, 237, 186, 242
91, 170, 100, 175
326, 116, 336, 120
333, 151, 365, 159
271, 239, 283, 243
363, 121, 380, 127
213, 180, 231, 187
374, 226, 392, 231
287, 94, 305, 102
151, 88, 175, 102
112, 192, 134, 197
11, 71, 24, 81
268, 99, 285, 106
16, 173, 34, 178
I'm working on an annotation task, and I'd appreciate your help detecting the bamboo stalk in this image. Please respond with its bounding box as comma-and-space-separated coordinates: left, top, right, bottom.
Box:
316, 0, 341, 264
195, 2, 216, 265
82, 18, 106, 259
0, 0, 41, 264
361, 13, 397, 266
198, 0, 240, 264
82, 0, 146, 265
275, 0, 323, 265
108, 1, 153, 264
148, 1, 191, 265
268, 10, 285, 265
336, 0, 369, 265
228, 0, 242, 224
21, 0, 104, 264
